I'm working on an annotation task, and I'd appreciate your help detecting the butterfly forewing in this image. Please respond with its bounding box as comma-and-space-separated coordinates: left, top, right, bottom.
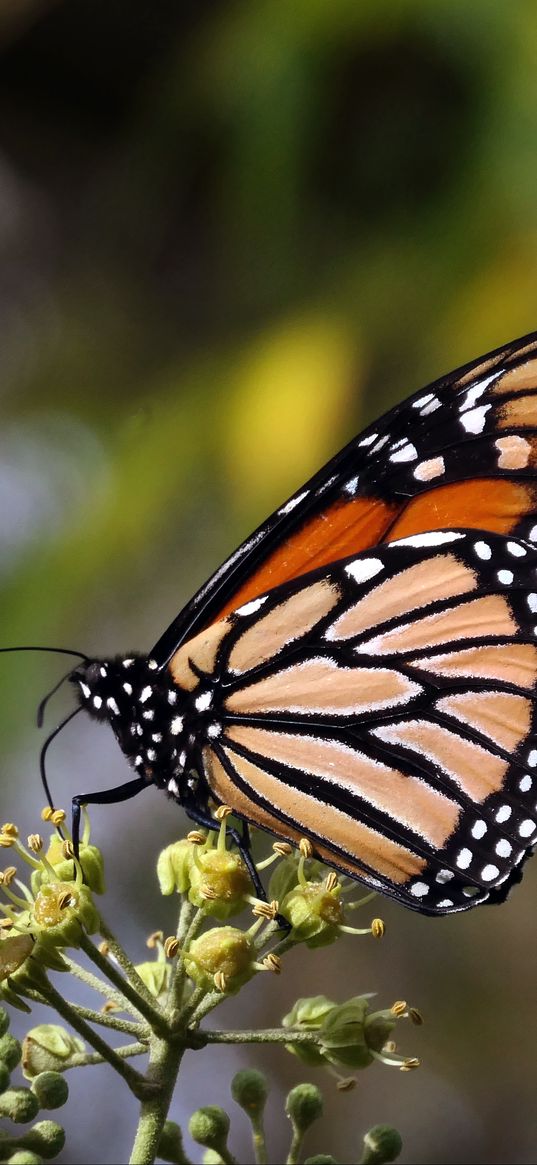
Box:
152, 332, 537, 666
165, 529, 537, 915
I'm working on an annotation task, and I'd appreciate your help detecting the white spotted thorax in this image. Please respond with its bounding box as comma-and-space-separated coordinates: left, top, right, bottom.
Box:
71, 655, 205, 798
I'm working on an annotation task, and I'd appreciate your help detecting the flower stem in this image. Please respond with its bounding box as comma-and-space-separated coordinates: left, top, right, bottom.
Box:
200, 1028, 321, 1046
24, 976, 154, 1099
79, 932, 169, 1037
128, 1036, 184, 1165
66, 954, 139, 1013
63, 1042, 147, 1069
72, 1003, 147, 1038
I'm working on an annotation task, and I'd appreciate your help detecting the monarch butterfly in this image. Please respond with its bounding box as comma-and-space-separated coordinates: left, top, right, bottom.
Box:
12, 329, 537, 917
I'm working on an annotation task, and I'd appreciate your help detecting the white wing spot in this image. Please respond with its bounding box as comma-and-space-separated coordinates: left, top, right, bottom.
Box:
460, 404, 491, 434
143, 709, 155, 720
497, 569, 513, 585
471, 820, 487, 840
122, 659, 134, 668
456, 847, 472, 870
412, 393, 434, 408
410, 881, 429, 898
168, 778, 180, 796
420, 398, 441, 416
236, 596, 268, 617
358, 432, 378, 447
140, 686, 152, 704
519, 775, 532, 792
390, 442, 418, 464
528, 594, 537, 613
146, 749, 156, 761
195, 691, 213, 712
435, 869, 454, 883
507, 541, 527, 557
413, 456, 445, 482
528, 749, 537, 767
80, 682, 90, 698
343, 476, 360, 495
106, 697, 119, 715
495, 805, 511, 823
207, 722, 222, 738
279, 490, 309, 516
100, 666, 107, 677
481, 863, 500, 881
371, 436, 390, 454
394, 531, 464, 548
529, 524, 537, 542
168, 691, 177, 704
171, 716, 184, 735
152, 732, 162, 742
93, 696, 102, 710
519, 819, 536, 838
345, 557, 384, 584
495, 838, 512, 858
148, 659, 158, 670
123, 682, 133, 695
474, 541, 491, 560
437, 898, 454, 908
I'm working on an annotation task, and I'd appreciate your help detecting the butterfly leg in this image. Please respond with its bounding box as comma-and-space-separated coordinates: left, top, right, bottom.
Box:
71, 776, 149, 857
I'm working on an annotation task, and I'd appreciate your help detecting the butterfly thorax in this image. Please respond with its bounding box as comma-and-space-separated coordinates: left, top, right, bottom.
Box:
70, 654, 206, 802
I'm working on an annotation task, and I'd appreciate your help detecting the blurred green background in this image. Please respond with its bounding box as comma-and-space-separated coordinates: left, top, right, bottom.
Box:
1, 1, 537, 1162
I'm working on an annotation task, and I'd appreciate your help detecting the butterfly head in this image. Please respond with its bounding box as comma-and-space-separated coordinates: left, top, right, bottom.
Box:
70, 654, 198, 796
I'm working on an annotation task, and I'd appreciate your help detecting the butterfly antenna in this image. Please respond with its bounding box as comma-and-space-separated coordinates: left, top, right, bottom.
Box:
39, 706, 83, 817
0, 647, 89, 662
37, 669, 82, 728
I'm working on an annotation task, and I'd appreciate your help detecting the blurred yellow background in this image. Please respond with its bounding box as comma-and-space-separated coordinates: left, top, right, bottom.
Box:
1, 2, 537, 1162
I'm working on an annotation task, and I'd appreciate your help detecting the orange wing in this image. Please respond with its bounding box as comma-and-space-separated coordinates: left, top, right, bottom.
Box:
152, 331, 537, 665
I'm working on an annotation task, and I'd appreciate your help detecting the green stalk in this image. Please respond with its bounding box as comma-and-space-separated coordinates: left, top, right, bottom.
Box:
128, 1035, 185, 1165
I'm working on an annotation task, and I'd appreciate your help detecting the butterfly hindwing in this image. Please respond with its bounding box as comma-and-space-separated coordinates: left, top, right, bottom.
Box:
166, 529, 537, 914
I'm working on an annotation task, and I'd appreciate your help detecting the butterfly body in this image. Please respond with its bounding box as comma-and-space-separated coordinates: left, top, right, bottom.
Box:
39, 330, 537, 914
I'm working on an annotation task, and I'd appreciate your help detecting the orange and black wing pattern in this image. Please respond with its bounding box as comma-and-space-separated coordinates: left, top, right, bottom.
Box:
167, 530, 537, 915
152, 330, 537, 664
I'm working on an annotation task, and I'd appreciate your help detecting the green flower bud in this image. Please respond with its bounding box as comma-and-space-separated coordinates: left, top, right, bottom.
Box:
283, 996, 336, 1067
188, 849, 250, 920
30, 1072, 69, 1110
0, 1033, 22, 1071
157, 1120, 185, 1163
0, 1060, 11, 1093
157, 840, 195, 896
283, 996, 336, 1031
0, 936, 34, 982
189, 1106, 231, 1154
5, 1152, 43, 1164
21, 1025, 84, 1080
134, 961, 171, 1003
280, 882, 343, 947
185, 927, 254, 993
363, 1010, 397, 1055
0, 1006, 10, 1036
319, 998, 372, 1069
231, 1068, 268, 1119
0, 1087, 39, 1123
18, 1120, 65, 1159
285, 1083, 323, 1134
31, 882, 99, 946
268, 855, 329, 905
361, 1124, 403, 1164
201, 1152, 223, 1165
50, 848, 104, 896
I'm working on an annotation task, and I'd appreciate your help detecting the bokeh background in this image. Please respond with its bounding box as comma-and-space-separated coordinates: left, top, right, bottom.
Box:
1, 2, 537, 1162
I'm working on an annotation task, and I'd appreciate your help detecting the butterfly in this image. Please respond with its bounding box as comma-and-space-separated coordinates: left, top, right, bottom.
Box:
28, 330, 537, 915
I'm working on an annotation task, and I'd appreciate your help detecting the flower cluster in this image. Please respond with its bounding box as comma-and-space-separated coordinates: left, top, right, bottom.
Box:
0, 803, 420, 1163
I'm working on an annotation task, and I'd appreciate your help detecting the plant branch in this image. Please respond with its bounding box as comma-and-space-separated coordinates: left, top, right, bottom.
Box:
129, 1036, 185, 1165
66, 954, 140, 1013
71, 1003, 147, 1038
62, 1042, 148, 1070
79, 932, 169, 1037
